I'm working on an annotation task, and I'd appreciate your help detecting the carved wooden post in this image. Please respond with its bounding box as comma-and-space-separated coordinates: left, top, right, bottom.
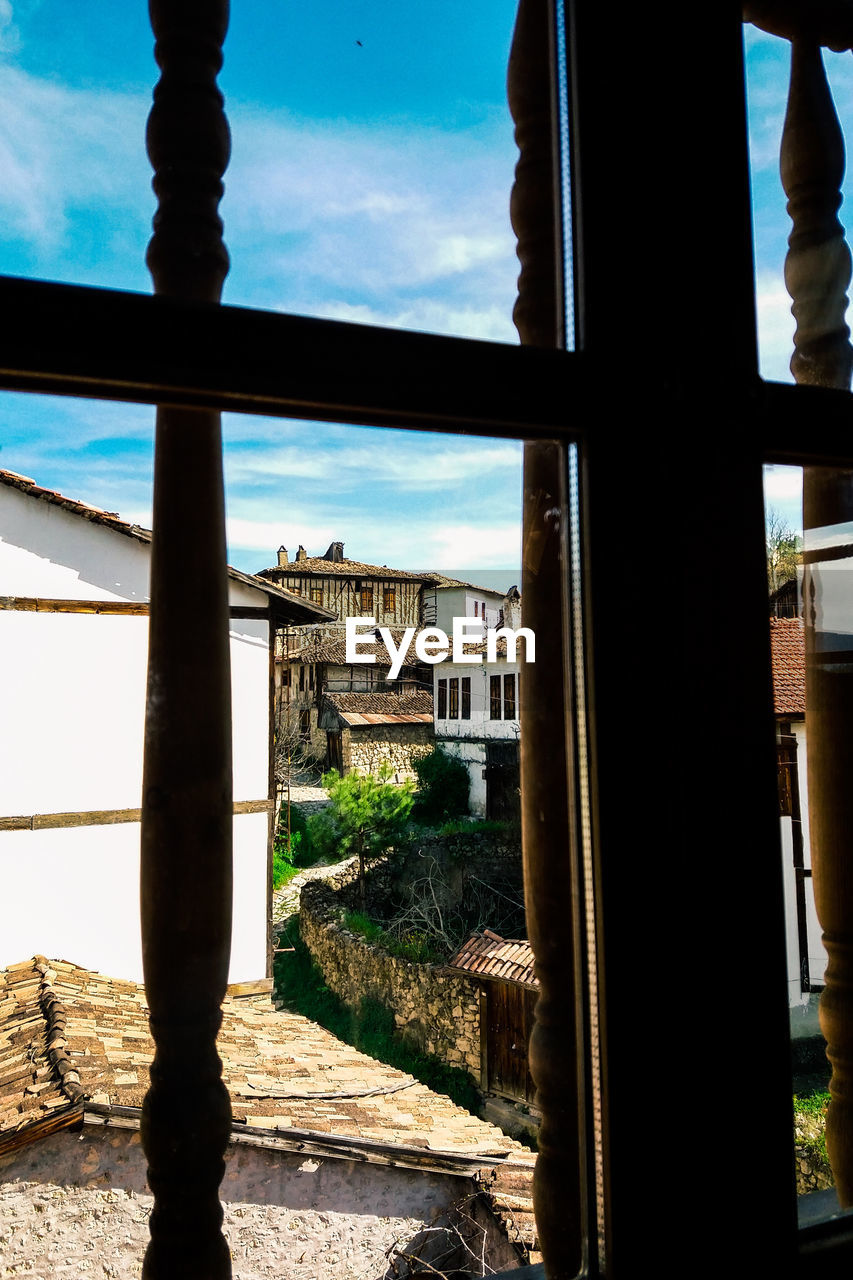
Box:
803, 470, 853, 1206
140, 2, 233, 1276
781, 38, 853, 387
509, 2, 583, 1275
761, 4, 853, 1207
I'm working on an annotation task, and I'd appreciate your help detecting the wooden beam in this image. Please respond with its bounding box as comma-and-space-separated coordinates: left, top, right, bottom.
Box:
0, 597, 150, 615
0, 799, 272, 833
0, 273, 575, 438
82, 1102, 535, 1179
0, 597, 272, 620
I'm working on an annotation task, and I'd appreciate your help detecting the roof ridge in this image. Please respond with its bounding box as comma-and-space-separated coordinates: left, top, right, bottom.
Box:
33, 955, 86, 1105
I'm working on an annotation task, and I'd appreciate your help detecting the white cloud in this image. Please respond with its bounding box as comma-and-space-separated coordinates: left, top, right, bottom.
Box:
225, 438, 521, 491
763, 465, 802, 504
755, 270, 795, 383
0, 66, 149, 256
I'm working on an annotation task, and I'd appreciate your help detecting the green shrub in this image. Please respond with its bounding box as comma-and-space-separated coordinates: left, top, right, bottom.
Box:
272, 831, 301, 889
273, 804, 318, 885
342, 910, 384, 942
412, 747, 470, 824
342, 911, 444, 964
306, 806, 344, 862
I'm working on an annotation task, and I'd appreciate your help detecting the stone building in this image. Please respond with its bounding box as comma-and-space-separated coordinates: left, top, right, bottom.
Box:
259, 542, 437, 773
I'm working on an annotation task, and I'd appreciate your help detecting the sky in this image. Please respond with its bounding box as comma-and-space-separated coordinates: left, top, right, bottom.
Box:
0, 7, 840, 569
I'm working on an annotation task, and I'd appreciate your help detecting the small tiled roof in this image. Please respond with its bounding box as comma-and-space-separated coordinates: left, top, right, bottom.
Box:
447, 931, 537, 990
420, 574, 508, 596
0, 468, 334, 625
322, 690, 434, 728
769, 617, 805, 716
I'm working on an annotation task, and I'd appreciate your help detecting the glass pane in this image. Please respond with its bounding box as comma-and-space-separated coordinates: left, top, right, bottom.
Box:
0, 392, 544, 1266
744, 26, 853, 383
0, 1, 522, 345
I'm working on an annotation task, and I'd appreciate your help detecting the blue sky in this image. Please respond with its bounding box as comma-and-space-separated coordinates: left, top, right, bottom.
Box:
0, 8, 839, 566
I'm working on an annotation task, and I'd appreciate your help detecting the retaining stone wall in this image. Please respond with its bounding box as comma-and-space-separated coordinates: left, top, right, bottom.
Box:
301, 878, 482, 1082
343, 724, 433, 781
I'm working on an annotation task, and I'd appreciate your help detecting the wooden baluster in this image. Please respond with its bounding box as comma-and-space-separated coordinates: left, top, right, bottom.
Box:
141, 2, 233, 1277
771, 12, 853, 1206
803, 468, 853, 1206
781, 37, 853, 388
509, 2, 584, 1275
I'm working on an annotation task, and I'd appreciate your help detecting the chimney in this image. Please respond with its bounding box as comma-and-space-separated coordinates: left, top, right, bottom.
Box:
324, 541, 345, 563
296, 545, 307, 562
277, 546, 289, 566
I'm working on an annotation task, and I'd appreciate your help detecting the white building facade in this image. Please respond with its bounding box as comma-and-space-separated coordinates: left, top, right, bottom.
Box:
433, 659, 521, 818
0, 470, 329, 985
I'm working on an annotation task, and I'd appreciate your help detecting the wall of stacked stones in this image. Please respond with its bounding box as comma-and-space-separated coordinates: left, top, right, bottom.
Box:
300, 879, 482, 1082
343, 724, 433, 781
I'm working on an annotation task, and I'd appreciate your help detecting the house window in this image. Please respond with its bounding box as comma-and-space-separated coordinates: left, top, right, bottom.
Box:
383, 586, 395, 613
310, 585, 324, 606
461, 676, 471, 720
299, 710, 310, 740
437, 678, 447, 719
298, 665, 305, 692
360, 586, 373, 613
449, 678, 459, 719
503, 673, 515, 720
489, 674, 502, 719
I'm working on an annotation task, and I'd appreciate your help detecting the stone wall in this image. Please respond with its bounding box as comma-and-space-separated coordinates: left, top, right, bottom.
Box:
301, 878, 482, 1082
1, 1124, 509, 1278
343, 723, 433, 782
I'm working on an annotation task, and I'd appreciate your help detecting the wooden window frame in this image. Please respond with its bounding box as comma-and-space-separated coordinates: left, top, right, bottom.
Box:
437, 677, 447, 720
383, 585, 396, 613
461, 675, 471, 720
1, 3, 850, 1275
448, 677, 459, 719
503, 672, 516, 720
490, 674, 502, 720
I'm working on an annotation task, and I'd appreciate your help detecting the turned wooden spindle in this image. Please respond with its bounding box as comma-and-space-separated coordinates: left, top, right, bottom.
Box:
141, 2, 234, 1277
509, 2, 584, 1275
745, 1, 853, 1202
754, 0, 853, 1206
803, 467, 853, 1206
780, 37, 853, 387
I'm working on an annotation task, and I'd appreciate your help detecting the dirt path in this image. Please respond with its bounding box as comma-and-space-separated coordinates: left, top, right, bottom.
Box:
271, 856, 356, 936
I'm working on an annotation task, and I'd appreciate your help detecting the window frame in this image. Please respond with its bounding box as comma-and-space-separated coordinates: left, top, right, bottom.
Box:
490, 673, 502, 720
0, 3, 849, 1275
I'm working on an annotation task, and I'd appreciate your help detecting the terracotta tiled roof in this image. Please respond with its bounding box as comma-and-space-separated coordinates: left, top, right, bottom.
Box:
447, 931, 537, 990
259, 558, 430, 582
322, 690, 434, 727
769, 617, 805, 716
0, 469, 334, 624
420, 574, 508, 595
290, 628, 426, 667
0, 958, 534, 1167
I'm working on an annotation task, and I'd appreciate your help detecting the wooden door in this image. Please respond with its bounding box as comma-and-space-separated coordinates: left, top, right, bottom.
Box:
486, 980, 537, 1103
485, 740, 520, 821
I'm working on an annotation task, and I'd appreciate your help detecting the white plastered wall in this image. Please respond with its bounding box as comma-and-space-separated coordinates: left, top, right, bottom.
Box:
0, 487, 271, 983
